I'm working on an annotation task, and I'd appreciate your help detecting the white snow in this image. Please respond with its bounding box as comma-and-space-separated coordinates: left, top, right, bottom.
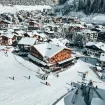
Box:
0, 47, 105, 105
86, 42, 105, 52
33, 42, 67, 58
18, 37, 36, 45
32, 30, 47, 38
100, 53, 105, 62
0, 5, 52, 14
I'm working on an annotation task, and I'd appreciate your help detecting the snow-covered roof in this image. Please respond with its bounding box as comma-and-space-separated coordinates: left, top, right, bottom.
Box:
3, 32, 14, 38
33, 30, 47, 38
70, 24, 85, 28
26, 32, 33, 37
0, 30, 4, 34
7, 29, 14, 32
83, 29, 97, 33
86, 42, 105, 52
95, 42, 105, 52
77, 29, 97, 35
86, 42, 96, 46
18, 37, 36, 45
96, 66, 102, 71
15, 30, 25, 35
63, 23, 85, 29
51, 38, 69, 46
91, 98, 105, 105
100, 53, 105, 62
33, 42, 68, 58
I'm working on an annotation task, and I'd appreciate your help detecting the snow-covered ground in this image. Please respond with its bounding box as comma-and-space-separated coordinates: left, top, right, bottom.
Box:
0, 46, 105, 105
0, 4, 51, 13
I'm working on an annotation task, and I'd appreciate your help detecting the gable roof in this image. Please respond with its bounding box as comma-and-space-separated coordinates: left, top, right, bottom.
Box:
3, 32, 14, 38
18, 37, 36, 45
33, 42, 69, 58
33, 30, 47, 38
100, 53, 105, 62
86, 42, 105, 52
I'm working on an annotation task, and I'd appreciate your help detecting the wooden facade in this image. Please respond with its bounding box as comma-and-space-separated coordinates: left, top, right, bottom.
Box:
48, 49, 71, 64
32, 34, 40, 41
55, 17, 62, 23
28, 21, 40, 30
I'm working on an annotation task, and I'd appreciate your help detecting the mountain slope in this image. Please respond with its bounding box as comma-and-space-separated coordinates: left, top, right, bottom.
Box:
58, 0, 105, 14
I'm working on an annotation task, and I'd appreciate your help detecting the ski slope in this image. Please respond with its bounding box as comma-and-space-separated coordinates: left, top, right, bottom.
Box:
0, 47, 105, 105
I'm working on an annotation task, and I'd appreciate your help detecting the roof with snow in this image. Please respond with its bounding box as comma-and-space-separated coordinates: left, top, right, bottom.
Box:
15, 30, 25, 35
100, 53, 105, 62
3, 32, 14, 38
77, 29, 97, 35
33, 42, 69, 58
26, 32, 33, 37
18, 37, 36, 45
51, 38, 69, 46
33, 30, 47, 38
86, 42, 105, 52
86, 42, 95, 46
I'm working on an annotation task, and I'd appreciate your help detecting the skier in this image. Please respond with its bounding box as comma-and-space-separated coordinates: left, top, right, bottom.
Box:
45, 75, 48, 80
29, 76, 30, 79
82, 73, 86, 80
46, 82, 48, 85
75, 89, 79, 95
85, 58, 86, 62
89, 80, 93, 86
56, 74, 59, 78
13, 76, 14, 80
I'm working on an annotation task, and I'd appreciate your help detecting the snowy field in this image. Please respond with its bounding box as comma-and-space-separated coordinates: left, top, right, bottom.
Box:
0, 4, 51, 13
0, 46, 105, 105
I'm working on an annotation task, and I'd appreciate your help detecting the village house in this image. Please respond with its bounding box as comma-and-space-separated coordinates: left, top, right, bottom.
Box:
13, 30, 25, 41
51, 38, 69, 46
43, 24, 62, 38
74, 29, 98, 47
0, 32, 16, 45
0, 20, 12, 30
28, 42, 75, 70
54, 16, 62, 23
32, 31, 48, 42
18, 37, 37, 51
28, 19, 41, 30
85, 42, 105, 57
